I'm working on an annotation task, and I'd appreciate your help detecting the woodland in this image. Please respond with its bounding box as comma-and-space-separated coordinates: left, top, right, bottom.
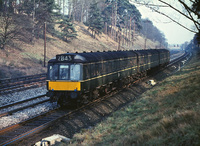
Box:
0, 0, 167, 50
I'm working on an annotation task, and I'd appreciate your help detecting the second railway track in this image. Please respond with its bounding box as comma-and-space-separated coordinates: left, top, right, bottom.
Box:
0, 74, 46, 95
0, 94, 49, 118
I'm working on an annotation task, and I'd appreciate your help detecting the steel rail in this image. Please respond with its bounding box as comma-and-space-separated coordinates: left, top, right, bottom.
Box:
167, 52, 191, 67
0, 74, 46, 95
0, 82, 45, 95
0, 94, 46, 110
0, 99, 50, 118
0, 78, 46, 89
0, 72, 148, 145
0, 73, 46, 84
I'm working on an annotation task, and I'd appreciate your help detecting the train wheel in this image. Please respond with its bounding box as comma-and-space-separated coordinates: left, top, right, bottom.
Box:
117, 79, 124, 90
93, 89, 99, 99
89, 89, 99, 100
82, 94, 90, 104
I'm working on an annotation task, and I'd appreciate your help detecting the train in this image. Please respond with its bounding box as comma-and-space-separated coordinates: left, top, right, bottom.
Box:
46, 49, 170, 107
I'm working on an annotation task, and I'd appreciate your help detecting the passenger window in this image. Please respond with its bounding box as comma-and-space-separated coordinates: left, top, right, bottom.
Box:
90, 64, 95, 77
85, 65, 90, 79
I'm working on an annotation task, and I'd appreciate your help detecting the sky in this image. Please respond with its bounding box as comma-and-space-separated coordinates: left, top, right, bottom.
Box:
130, 0, 196, 45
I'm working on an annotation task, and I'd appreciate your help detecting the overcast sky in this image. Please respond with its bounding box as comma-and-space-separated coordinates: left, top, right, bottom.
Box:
131, 1, 195, 45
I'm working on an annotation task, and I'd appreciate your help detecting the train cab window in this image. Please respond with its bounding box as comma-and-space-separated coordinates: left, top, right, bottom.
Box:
49, 64, 59, 80
59, 65, 69, 80
70, 64, 81, 81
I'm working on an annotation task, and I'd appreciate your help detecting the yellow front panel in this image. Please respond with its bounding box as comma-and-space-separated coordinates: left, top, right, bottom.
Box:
48, 81, 81, 91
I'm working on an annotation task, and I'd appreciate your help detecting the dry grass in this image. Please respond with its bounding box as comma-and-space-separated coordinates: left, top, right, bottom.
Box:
0, 15, 158, 79
70, 53, 200, 145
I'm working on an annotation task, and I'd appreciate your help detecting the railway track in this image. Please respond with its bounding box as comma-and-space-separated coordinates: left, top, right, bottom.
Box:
0, 68, 149, 146
0, 74, 46, 95
0, 89, 124, 145
0, 94, 48, 118
0, 52, 191, 145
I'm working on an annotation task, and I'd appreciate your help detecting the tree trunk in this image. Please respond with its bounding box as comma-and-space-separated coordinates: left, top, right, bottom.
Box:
31, 0, 36, 43
80, 1, 83, 23
68, 0, 71, 18
63, 0, 65, 16
111, 5, 114, 39
129, 17, 132, 47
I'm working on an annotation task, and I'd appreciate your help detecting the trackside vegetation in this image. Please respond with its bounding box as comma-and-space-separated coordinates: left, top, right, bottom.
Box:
70, 52, 200, 145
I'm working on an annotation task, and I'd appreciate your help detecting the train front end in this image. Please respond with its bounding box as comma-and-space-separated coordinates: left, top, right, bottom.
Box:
46, 53, 85, 106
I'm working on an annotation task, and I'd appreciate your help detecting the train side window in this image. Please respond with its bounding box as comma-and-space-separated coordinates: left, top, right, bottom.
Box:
119, 59, 122, 69
105, 62, 108, 73
127, 59, 130, 67
108, 62, 112, 72
101, 63, 104, 74
112, 61, 116, 71
134, 57, 137, 65
127, 58, 130, 68
100, 63, 103, 74
83, 65, 90, 79
116, 60, 120, 71
122, 59, 125, 68
95, 64, 99, 76
90, 64, 95, 77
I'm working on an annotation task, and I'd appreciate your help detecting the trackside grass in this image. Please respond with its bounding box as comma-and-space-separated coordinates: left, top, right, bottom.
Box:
70, 53, 200, 145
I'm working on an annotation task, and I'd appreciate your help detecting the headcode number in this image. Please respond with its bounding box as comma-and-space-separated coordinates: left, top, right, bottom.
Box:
57, 55, 72, 61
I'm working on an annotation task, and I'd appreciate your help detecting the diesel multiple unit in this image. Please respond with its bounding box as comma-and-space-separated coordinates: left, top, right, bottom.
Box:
46, 49, 170, 106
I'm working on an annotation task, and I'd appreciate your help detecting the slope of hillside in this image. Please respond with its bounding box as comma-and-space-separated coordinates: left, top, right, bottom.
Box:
0, 15, 159, 79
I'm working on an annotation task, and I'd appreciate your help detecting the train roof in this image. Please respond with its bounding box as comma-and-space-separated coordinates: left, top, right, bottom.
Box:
48, 49, 169, 64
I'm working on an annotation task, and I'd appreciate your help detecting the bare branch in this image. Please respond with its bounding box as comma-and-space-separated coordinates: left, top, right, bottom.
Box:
178, 0, 200, 20
131, 1, 168, 7
189, 0, 195, 3
149, 6, 198, 33
184, 4, 199, 31
158, 0, 200, 26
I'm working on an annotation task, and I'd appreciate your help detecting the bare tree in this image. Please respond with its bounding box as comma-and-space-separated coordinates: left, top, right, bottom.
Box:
0, 13, 20, 49
130, 0, 200, 34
